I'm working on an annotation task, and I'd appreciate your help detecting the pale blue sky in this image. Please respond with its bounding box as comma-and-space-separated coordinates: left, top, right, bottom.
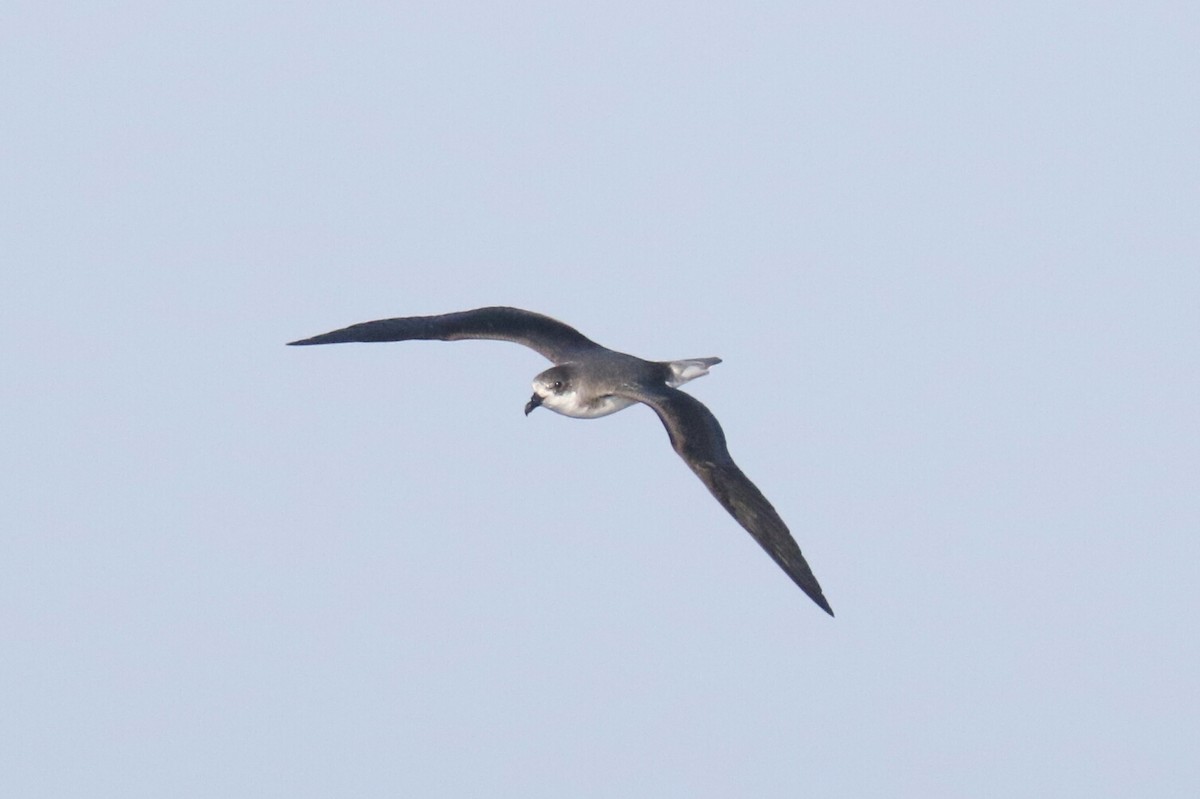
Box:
3, 2, 1197, 796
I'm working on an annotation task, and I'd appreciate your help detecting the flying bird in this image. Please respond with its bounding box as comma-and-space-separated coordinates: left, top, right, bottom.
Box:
289, 306, 833, 616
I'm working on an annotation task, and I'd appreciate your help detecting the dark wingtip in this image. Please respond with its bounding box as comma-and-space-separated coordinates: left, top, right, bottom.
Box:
287, 335, 329, 346
807, 589, 835, 617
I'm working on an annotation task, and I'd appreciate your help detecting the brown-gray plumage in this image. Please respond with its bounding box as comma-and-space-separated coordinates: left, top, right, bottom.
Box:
288, 306, 601, 363
289, 306, 834, 616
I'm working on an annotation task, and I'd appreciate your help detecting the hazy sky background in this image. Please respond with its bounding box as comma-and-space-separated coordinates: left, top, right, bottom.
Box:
3, 2, 1197, 796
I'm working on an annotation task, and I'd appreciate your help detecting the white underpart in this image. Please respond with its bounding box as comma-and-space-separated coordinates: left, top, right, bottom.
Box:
537, 388, 636, 419
666, 357, 721, 388
532, 357, 719, 420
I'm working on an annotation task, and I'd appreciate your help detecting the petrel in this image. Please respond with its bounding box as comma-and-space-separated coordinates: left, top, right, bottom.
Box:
289, 306, 833, 616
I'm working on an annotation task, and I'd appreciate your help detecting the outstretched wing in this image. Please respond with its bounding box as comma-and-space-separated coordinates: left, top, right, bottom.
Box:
288, 306, 602, 363
630, 385, 834, 616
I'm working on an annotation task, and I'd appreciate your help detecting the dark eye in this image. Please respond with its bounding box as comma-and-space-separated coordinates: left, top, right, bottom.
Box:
552, 380, 563, 390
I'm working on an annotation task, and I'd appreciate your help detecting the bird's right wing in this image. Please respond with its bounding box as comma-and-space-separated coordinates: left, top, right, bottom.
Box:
630, 385, 834, 616
288, 306, 603, 363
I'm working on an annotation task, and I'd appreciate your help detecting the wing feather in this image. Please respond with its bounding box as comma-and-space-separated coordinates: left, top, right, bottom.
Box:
288, 306, 600, 363
633, 386, 834, 616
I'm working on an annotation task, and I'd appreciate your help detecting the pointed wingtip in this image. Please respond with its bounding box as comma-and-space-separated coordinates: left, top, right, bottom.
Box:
812, 593, 835, 617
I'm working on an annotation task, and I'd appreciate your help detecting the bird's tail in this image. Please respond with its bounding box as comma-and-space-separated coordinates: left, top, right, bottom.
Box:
664, 357, 722, 387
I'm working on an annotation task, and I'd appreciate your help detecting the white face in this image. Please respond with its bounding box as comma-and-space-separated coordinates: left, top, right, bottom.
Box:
531, 376, 578, 415
539, 390, 581, 415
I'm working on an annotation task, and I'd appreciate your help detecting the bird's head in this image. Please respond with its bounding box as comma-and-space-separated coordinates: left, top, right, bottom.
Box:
525, 366, 574, 416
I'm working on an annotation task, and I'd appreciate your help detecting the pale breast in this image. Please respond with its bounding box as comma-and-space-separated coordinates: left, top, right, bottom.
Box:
542, 391, 637, 419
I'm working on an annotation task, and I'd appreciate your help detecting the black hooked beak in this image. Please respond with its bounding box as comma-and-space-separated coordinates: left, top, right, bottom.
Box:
524, 393, 543, 416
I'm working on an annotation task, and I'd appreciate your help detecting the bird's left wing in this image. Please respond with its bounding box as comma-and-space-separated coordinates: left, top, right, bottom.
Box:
628, 385, 834, 616
288, 306, 602, 363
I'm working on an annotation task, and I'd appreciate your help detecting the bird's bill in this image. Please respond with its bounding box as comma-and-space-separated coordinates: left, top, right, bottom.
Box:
524, 393, 543, 415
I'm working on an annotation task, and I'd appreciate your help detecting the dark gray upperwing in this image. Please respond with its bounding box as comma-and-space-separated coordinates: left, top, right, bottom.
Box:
287, 306, 602, 363
631, 385, 834, 616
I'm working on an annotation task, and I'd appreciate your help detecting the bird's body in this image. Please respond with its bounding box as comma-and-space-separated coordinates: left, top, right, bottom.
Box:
289, 306, 834, 616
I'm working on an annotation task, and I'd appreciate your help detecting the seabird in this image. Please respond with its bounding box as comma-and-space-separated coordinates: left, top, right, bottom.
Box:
289, 306, 833, 616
